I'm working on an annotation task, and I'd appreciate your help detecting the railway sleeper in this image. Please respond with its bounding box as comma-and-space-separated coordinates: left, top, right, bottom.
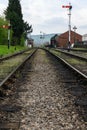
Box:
0, 121, 20, 129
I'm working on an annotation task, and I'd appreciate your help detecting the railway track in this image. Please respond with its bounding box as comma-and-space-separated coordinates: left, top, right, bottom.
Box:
52, 48, 87, 60
56, 48, 87, 59
0, 48, 30, 61
0, 48, 36, 86
0, 48, 87, 129
49, 48, 87, 76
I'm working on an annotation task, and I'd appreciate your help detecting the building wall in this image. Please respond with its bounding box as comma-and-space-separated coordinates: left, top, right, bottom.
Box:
82, 34, 87, 41
55, 31, 82, 47
25, 39, 34, 48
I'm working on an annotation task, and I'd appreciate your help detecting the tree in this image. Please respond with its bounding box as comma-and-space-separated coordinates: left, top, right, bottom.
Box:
23, 21, 33, 39
0, 17, 9, 45
5, 0, 24, 45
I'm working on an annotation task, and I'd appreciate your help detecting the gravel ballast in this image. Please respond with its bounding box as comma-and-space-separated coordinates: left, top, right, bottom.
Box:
0, 49, 87, 130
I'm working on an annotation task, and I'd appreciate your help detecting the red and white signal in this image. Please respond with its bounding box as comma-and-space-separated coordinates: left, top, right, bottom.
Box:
0, 25, 11, 29
62, 5, 72, 9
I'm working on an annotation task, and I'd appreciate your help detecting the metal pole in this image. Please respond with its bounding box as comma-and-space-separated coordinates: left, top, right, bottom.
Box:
62, 3, 72, 50
40, 31, 45, 44
68, 3, 71, 43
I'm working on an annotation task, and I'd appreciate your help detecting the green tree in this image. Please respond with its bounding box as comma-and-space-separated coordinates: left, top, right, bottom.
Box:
23, 21, 33, 39
0, 17, 8, 45
5, 0, 24, 45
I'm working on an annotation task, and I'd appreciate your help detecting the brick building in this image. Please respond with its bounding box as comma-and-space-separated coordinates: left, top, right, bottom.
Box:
55, 30, 82, 48
50, 34, 58, 47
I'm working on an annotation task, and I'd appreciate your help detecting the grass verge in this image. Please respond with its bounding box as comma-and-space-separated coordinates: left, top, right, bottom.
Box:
0, 45, 27, 57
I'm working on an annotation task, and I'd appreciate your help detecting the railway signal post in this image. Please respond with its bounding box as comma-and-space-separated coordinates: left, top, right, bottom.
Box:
7, 21, 11, 49
62, 3, 72, 49
40, 31, 45, 44
1, 22, 11, 49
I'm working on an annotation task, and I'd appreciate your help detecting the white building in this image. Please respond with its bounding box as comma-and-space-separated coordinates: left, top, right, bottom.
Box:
82, 34, 87, 44
82, 34, 87, 41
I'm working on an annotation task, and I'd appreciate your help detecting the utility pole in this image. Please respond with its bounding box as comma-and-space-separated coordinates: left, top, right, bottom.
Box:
62, 3, 72, 45
1, 22, 11, 49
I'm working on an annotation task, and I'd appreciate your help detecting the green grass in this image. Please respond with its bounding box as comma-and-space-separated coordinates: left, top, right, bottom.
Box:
0, 45, 27, 57
66, 58, 85, 65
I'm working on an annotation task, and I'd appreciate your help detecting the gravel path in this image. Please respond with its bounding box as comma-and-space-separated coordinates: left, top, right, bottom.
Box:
0, 49, 87, 130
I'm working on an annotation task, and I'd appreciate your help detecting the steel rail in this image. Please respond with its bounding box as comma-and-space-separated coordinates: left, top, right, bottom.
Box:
0, 49, 37, 87
45, 48, 87, 81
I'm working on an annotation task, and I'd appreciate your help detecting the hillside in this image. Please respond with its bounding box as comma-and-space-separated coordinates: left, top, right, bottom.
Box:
29, 33, 58, 45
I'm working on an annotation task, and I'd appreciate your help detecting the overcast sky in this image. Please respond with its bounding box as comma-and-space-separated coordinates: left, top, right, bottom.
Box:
0, 0, 87, 35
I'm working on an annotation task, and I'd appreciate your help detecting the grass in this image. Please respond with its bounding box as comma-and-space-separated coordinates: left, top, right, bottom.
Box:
0, 45, 27, 57
66, 58, 86, 65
